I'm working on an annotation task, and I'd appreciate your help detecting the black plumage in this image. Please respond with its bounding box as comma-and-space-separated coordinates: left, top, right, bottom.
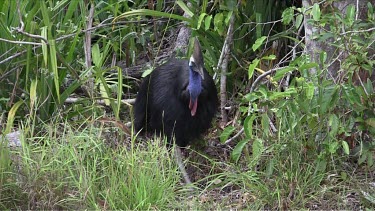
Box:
134, 39, 218, 147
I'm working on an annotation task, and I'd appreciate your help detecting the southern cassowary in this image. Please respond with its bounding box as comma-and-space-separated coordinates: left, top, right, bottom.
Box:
134, 38, 218, 185
134, 38, 218, 147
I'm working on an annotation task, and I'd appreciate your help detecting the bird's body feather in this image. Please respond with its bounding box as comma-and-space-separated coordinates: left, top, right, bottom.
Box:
134, 58, 218, 147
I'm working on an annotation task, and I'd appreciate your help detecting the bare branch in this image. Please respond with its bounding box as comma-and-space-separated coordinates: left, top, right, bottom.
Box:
218, 12, 235, 126
1, 16, 158, 65
340, 27, 375, 35
224, 127, 244, 144
83, 2, 95, 96
65, 97, 135, 105
0, 38, 42, 46
15, 0, 48, 44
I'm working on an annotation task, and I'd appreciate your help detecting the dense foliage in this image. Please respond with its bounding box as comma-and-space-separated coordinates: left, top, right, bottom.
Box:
0, 0, 374, 209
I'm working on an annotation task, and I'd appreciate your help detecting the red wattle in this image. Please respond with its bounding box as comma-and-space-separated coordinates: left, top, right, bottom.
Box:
189, 98, 198, 116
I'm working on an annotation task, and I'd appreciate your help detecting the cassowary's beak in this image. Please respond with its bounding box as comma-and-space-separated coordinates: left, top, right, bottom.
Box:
198, 66, 205, 80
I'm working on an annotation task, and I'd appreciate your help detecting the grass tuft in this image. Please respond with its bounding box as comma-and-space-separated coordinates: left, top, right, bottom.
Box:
1, 121, 180, 210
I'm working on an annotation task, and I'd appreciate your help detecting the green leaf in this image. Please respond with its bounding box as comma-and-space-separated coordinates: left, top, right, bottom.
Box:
368, 2, 374, 20
358, 153, 367, 165
345, 4, 355, 27
312, 3, 321, 21
329, 114, 339, 136
342, 141, 350, 155
306, 82, 315, 100
255, 12, 262, 38
269, 89, 296, 100
282, 7, 294, 25
96, 69, 116, 110
214, 13, 224, 35
315, 159, 327, 173
244, 115, 257, 138
225, 11, 233, 25
262, 55, 276, 60
116, 67, 123, 119
248, 59, 259, 79
365, 118, 375, 128
320, 85, 339, 113
295, 14, 303, 29
252, 36, 267, 51
299, 62, 318, 71
261, 114, 270, 137
252, 139, 264, 159
367, 153, 374, 167
5, 101, 24, 134
364, 78, 374, 94
204, 15, 212, 30
99, 79, 110, 106
244, 93, 260, 102
60, 79, 84, 104
320, 51, 327, 64
63, 1, 79, 24
266, 159, 274, 177
231, 139, 250, 163
41, 26, 48, 66
39, 1, 51, 27
30, 79, 38, 109
220, 126, 235, 143
114, 9, 192, 25
176, 0, 194, 17
92, 44, 101, 67
274, 66, 296, 81
197, 13, 207, 29
328, 141, 339, 154
49, 40, 60, 103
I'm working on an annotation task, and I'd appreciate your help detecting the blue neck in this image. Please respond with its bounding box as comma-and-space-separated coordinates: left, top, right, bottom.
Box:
188, 66, 202, 102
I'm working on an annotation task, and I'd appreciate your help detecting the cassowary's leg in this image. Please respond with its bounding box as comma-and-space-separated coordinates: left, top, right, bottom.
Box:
174, 147, 192, 185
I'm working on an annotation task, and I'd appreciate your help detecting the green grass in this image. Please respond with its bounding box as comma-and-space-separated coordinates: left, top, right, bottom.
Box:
1, 119, 374, 210
1, 121, 181, 210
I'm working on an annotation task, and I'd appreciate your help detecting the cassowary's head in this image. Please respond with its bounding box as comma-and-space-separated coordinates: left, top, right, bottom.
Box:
188, 38, 204, 116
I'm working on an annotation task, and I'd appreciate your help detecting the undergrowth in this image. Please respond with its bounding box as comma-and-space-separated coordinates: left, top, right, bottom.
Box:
1, 115, 374, 209
1, 120, 180, 210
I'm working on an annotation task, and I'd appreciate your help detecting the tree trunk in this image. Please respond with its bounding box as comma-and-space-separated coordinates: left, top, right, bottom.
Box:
303, 0, 375, 82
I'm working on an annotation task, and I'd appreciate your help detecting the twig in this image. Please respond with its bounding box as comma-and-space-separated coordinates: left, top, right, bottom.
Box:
0, 38, 42, 46
15, 0, 48, 44
224, 127, 244, 144
281, 17, 305, 90
65, 97, 135, 105
250, 67, 287, 93
218, 11, 235, 126
0, 46, 37, 65
0, 16, 159, 65
56, 20, 157, 41
83, 2, 95, 96
224, 66, 288, 145
355, 0, 359, 20
340, 27, 375, 35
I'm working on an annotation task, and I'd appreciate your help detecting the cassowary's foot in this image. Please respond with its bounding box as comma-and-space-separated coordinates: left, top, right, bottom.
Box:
174, 147, 192, 185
